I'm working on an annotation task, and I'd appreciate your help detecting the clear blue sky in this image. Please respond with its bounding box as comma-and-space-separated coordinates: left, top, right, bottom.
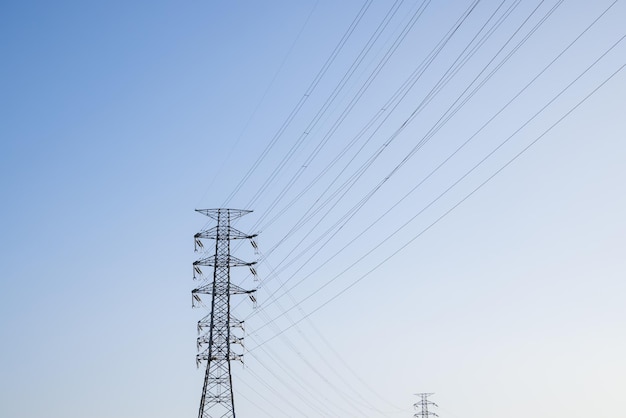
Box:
1, 1, 625, 417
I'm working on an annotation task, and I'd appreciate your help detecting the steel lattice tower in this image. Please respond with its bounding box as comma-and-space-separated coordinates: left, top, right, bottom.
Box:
414, 393, 439, 418
192, 208, 257, 418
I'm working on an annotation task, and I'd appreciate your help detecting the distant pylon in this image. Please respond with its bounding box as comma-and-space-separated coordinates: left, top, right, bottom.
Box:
414, 393, 438, 418
192, 208, 257, 418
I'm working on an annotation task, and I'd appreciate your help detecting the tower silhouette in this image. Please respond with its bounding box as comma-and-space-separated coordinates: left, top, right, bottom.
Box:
192, 208, 257, 418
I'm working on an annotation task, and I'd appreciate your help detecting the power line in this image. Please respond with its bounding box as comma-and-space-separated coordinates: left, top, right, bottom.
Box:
246, 0, 566, 317
223, 0, 375, 206
197, 1, 321, 207
247, 41, 625, 351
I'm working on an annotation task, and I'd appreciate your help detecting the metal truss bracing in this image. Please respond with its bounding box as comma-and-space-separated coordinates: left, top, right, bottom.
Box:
414, 393, 439, 418
195, 208, 252, 220
192, 208, 256, 418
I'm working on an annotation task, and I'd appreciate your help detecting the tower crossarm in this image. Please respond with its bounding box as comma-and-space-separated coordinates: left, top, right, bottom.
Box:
197, 315, 244, 331
230, 284, 256, 295
196, 352, 245, 364
195, 208, 252, 220
193, 255, 257, 267
413, 401, 439, 408
195, 226, 257, 240
230, 335, 244, 346
192, 286, 256, 296
230, 316, 244, 330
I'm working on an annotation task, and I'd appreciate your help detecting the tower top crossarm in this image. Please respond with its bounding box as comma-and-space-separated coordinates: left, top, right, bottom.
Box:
414, 393, 439, 418
195, 208, 252, 220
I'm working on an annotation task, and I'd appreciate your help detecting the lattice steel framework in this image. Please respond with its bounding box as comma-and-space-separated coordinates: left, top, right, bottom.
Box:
192, 208, 257, 418
414, 393, 438, 418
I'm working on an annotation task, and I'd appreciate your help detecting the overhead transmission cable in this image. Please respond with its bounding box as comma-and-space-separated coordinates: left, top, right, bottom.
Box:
244, 299, 381, 416
222, 0, 375, 206
242, 0, 413, 210
256, 0, 563, 272
257, 0, 507, 250
245, 308, 382, 417
237, 363, 315, 417
221, 2, 620, 414
244, 0, 433, 213
247, 34, 626, 347
197, 0, 320, 206
248, 0, 547, 302
244, 346, 347, 417
233, 0, 484, 269
257, 0, 500, 233
223, 2, 621, 414
231, 384, 279, 418
228, 0, 431, 256
232, 0, 486, 314
256, 0, 619, 311
250, 258, 396, 415
258, 257, 410, 413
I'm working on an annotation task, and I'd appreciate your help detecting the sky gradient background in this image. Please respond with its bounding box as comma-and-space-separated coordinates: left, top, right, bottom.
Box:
1, 1, 625, 417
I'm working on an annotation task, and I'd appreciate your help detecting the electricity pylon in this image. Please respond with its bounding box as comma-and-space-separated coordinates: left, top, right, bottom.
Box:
414, 393, 438, 418
192, 208, 257, 418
